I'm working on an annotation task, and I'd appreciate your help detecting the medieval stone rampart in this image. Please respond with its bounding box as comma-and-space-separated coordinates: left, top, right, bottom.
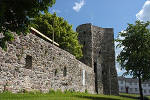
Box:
0, 23, 119, 95
0, 33, 95, 93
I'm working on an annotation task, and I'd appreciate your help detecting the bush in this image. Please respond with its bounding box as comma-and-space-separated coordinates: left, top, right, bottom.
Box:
49, 89, 55, 94
144, 96, 149, 100
85, 89, 88, 94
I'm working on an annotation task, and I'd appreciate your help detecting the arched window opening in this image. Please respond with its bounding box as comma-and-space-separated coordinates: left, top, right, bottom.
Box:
25, 55, 32, 69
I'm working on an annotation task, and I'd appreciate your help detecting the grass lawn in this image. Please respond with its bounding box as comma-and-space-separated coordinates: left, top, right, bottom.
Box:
0, 91, 148, 100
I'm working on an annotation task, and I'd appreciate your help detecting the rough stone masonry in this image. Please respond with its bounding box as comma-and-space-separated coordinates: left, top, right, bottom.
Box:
77, 23, 119, 95
0, 23, 118, 95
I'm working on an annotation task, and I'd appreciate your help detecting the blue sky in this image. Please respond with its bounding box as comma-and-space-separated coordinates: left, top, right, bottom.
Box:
49, 0, 150, 76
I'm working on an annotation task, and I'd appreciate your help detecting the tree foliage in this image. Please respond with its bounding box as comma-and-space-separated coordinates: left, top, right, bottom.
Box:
0, 0, 55, 50
116, 21, 150, 100
32, 13, 83, 59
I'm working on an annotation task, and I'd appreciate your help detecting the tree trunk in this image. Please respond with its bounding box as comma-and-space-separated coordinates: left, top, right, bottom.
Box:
138, 75, 143, 100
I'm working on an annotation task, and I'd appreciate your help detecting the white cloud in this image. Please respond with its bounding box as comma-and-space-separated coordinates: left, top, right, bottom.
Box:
115, 31, 133, 78
52, 9, 61, 13
115, 32, 125, 59
115, 34, 125, 76
116, 65, 125, 75
136, 0, 150, 21
73, 0, 85, 12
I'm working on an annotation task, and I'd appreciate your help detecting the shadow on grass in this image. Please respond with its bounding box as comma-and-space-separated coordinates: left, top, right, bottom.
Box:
119, 94, 138, 100
120, 94, 150, 100
75, 95, 120, 100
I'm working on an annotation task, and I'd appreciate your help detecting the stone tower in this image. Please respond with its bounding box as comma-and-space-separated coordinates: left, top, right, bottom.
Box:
76, 23, 119, 95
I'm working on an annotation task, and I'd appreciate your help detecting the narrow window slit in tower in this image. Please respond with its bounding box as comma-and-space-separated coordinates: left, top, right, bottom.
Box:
83, 31, 86, 34
83, 41, 86, 45
94, 62, 98, 93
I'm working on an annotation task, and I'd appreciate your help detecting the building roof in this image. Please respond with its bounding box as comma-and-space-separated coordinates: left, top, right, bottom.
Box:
118, 76, 150, 84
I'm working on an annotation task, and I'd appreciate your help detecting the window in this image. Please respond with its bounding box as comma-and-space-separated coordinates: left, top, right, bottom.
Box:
135, 88, 137, 91
82, 70, 85, 85
25, 55, 32, 69
94, 62, 97, 73
63, 67, 67, 77
120, 81, 123, 84
144, 90, 147, 93
83, 41, 85, 45
83, 31, 86, 34
54, 69, 57, 76
130, 82, 132, 85
149, 90, 150, 93
121, 87, 123, 90
148, 84, 150, 87
130, 88, 132, 92
143, 84, 146, 87
99, 50, 101, 54
134, 82, 137, 85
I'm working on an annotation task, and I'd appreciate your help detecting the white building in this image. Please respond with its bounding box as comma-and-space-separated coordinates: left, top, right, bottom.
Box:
118, 76, 150, 95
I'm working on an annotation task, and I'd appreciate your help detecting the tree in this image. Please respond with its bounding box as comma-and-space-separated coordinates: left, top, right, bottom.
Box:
32, 13, 83, 59
0, 0, 55, 50
116, 21, 150, 100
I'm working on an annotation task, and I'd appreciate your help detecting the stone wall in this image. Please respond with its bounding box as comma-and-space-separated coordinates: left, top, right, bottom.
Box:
76, 24, 94, 68
91, 25, 104, 94
0, 33, 95, 93
92, 26, 119, 95
77, 24, 119, 95
101, 28, 119, 95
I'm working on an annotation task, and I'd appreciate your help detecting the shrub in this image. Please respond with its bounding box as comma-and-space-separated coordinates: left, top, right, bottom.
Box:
49, 89, 55, 94
85, 89, 88, 94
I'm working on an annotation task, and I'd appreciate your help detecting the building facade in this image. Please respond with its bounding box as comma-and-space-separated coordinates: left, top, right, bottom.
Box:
118, 76, 150, 95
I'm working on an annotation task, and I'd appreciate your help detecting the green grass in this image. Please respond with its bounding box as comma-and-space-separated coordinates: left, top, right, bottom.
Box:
0, 91, 147, 100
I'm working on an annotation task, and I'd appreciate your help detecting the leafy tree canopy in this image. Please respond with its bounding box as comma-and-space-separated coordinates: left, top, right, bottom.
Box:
0, 0, 55, 50
116, 21, 150, 100
116, 21, 150, 79
32, 13, 83, 59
